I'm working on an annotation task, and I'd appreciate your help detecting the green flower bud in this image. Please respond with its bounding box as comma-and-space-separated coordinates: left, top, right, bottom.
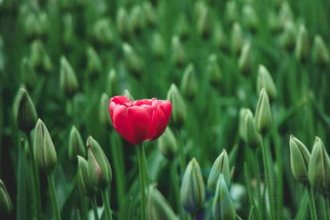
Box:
171, 36, 187, 67
175, 16, 190, 41
289, 135, 310, 184
68, 126, 86, 163
308, 137, 330, 195
242, 5, 258, 31
197, 7, 212, 39
312, 35, 329, 67
93, 19, 115, 47
123, 43, 144, 78
255, 88, 272, 135
143, 2, 157, 27
106, 69, 119, 97
295, 25, 309, 62
166, 84, 187, 127
34, 119, 57, 173
60, 56, 78, 98
206, 54, 223, 87
238, 42, 252, 75
147, 185, 179, 220
77, 156, 96, 197
86, 46, 102, 77
87, 136, 112, 189
238, 108, 249, 140
130, 5, 146, 35
158, 127, 177, 159
180, 158, 205, 213
231, 23, 243, 55
225, 0, 239, 24
99, 93, 112, 129
63, 13, 75, 47
14, 88, 38, 133
0, 179, 12, 216
279, 2, 293, 29
116, 8, 132, 40
23, 12, 48, 40
212, 174, 236, 220
180, 64, 198, 100
21, 57, 37, 91
279, 20, 296, 51
213, 22, 227, 50
151, 32, 166, 59
268, 11, 281, 33
257, 65, 277, 101
243, 109, 261, 148
208, 150, 231, 190
30, 40, 52, 73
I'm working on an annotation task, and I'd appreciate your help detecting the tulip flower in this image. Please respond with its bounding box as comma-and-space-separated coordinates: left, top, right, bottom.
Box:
109, 96, 172, 145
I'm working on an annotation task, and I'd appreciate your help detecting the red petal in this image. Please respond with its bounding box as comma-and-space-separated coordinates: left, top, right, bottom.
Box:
148, 100, 172, 140
111, 105, 136, 144
111, 96, 132, 106
127, 106, 153, 144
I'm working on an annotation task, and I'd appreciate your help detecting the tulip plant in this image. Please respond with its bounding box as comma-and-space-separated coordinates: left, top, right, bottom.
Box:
1, 0, 330, 220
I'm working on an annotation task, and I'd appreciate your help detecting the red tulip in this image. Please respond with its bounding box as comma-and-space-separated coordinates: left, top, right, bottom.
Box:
109, 96, 172, 145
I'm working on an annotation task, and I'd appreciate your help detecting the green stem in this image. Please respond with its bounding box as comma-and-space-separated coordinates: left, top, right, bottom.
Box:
101, 189, 113, 220
171, 161, 180, 212
47, 173, 62, 220
138, 144, 146, 220
176, 129, 185, 171
79, 191, 88, 220
17, 139, 27, 220
273, 130, 283, 218
261, 138, 275, 220
27, 135, 42, 220
92, 197, 99, 220
307, 186, 318, 220
325, 196, 330, 220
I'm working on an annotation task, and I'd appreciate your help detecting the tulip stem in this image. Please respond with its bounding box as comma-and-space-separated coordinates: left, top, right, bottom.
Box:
325, 196, 330, 220
138, 144, 146, 220
47, 173, 62, 220
101, 189, 113, 220
27, 135, 42, 220
78, 191, 88, 220
92, 196, 99, 220
176, 129, 185, 171
17, 139, 27, 220
307, 186, 318, 220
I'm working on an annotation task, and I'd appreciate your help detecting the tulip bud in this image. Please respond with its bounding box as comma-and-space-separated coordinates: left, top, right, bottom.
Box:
242, 5, 258, 32
238, 42, 253, 75
93, 19, 115, 47
60, 56, 78, 98
213, 22, 227, 50
308, 137, 330, 195
255, 88, 272, 135
279, 20, 296, 51
106, 69, 119, 97
151, 32, 166, 59
312, 35, 329, 67
175, 16, 190, 41
147, 185, 179, 220
197, 7, 211, 39
257, 65, 277, 101
166, 84, 187, 127
268, 11, 281, 34
21, 57, 37, 91
212, 174, 236, 220
34, 119, 57, 173
14, 88, 38, 133
171, 36, 187, 67
62, 13, 75, 47
86, 46, 102, 77
231, 23, 243, 55
143, 2, 157, 28
0, 180, 12, 216
123, 43, 144, 78
238, 108, 249, 140
158, 127, 177, 159
130, 5, 146, 35
295, 25, 309, 62
180, 158, 205, 213
68, 126, 86, 163
99, 93, 112, 129
87, 136, 112, 189
206, 54, 223, 87
30, 40, 52, 73
279, 2, 293, 26
116, 8, 132, 40
180, 64, 198, 100
208, 150, 231, 190
243, 109, 262, 148
77, 156, 96, 197
289, 135, 310, 184
225, 0, 239, 24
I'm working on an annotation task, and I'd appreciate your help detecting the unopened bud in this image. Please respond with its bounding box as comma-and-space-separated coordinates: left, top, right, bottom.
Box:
238, 42, 253, 75
225, 0, 239, 24
14, 88, 38, 133
180, 64, 198, 100
312, 35, 329, 67
99, 93, 112, 129
197, 7, 212, 39
106, 69, 119, 97
123, 43, 144, 78
21, 57, 37, 91
158, 127, 177, 159
30, 40, 52, 73
213, 22, 227, 50
279, 20, 296, 51
242, 5, 258, 31
60, 56, 78, 98
68, 126, 86, 163
0, 180, 12, 216
175, 16, 190, 41
231, 23, 243, 55
93, 19, 115, 47
257, 65, 277, 101
289, 135, 310, 184
116, 8, 132, 40
130, 5, 146, 35
77, 156, 96, 197
180, 158, 205, 213
143, 2, 157, 28
171, 36, 187, 67
206, 54, 223, 87
295, 25, 309, 62
86, 46, 102, 77
151, 32, 166, 59
166, 84, 187, 127
243, 109, 261, 148
34, 119, 57, 173
255, 88, 272, 135
208, 150, 231, 190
